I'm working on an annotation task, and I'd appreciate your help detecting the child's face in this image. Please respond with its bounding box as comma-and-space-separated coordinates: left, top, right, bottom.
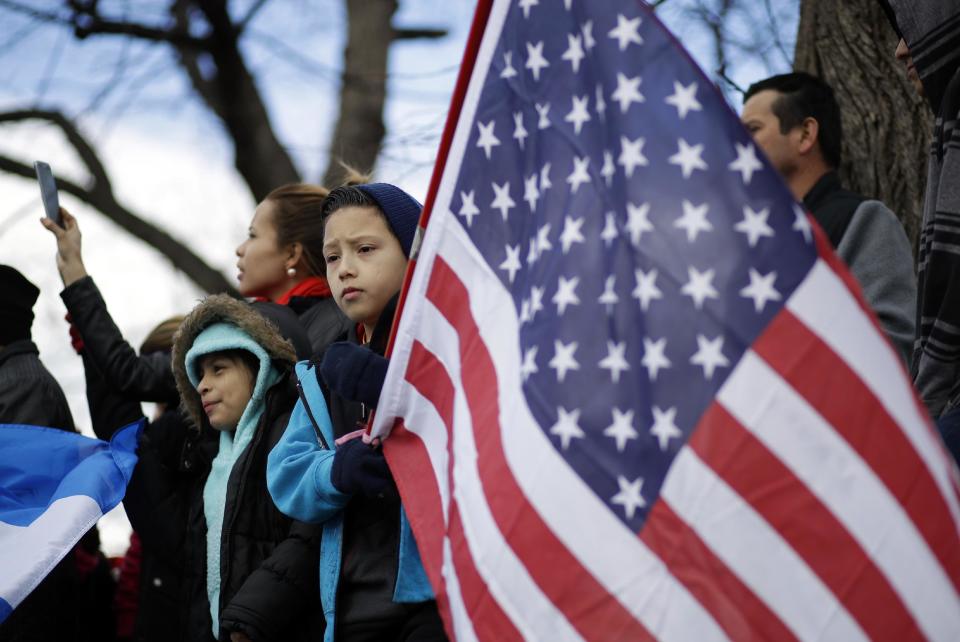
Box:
195, 353, 255, 431
323, 205, 408, 336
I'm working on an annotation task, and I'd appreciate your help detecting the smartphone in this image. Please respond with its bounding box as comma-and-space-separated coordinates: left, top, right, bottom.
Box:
34, 161, 61, 226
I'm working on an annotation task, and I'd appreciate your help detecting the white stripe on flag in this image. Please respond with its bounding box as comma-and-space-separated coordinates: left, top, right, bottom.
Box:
661, 447, 870, 642
434, 216, 731, 642
787, 260, 960, 526
0, 495, 103, 609
409, 300, 584, 641
719, 350, 960, 641
440, 537, 480, 642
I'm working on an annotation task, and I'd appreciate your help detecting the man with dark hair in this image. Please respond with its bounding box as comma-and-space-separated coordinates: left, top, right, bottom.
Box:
741, 72, 916, 364
0, 264, 74, 430
880, 0, 960, 459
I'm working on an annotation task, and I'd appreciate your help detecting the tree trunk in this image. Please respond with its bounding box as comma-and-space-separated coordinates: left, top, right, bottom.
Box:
172, 0, 301, 201
794, 0, 930, 251
322, 0, 397, 186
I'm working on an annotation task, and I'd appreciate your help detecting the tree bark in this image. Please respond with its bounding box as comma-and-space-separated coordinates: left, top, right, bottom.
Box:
171, 0, 300, 201
794, 0, 930, 251
321, 0, 396, 186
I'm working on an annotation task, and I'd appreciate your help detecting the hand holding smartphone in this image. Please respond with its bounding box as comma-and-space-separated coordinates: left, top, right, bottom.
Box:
34, 161, 61, 226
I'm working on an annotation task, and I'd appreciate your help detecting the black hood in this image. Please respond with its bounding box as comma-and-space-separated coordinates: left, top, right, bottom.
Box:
879, 0, 960, 115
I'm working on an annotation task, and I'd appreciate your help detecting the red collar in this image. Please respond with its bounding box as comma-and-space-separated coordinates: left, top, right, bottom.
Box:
275, 276, 332, 305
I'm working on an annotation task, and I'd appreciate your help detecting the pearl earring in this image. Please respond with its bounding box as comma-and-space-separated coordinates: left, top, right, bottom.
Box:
286, 267, 296, 277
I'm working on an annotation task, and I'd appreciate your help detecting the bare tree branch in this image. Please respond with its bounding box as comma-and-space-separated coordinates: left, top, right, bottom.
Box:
0, 109, 236, 294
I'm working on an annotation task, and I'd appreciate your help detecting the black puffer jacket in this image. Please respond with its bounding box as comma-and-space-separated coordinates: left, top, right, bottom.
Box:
287, 294, 352, 360
165, 294, 323, 642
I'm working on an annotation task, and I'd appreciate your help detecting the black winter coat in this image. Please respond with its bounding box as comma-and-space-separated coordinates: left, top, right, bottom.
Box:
287, 295, 351, 361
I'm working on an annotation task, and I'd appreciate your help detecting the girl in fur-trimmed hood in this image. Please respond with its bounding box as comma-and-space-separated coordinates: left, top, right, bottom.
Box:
157, 294, 323, 642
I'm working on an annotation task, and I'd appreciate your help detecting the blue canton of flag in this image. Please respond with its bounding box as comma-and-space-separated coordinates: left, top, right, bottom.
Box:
455, 1, 812, 530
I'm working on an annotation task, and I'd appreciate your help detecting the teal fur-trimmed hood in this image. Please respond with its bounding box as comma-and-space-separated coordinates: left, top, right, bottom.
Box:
171, 294, 297, 430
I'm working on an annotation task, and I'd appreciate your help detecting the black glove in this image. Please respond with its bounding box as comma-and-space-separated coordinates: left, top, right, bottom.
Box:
320, 342, 389, 408
330, 438, 394, 497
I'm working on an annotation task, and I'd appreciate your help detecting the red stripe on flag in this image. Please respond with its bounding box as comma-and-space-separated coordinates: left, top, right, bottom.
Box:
754, 310, 960, 596
386, 422, 455, 638
690, 403, 926, 641
426, 256, 656, 641
642, 498, 799, 642
813, 234, 960, 508
397, 340, 524, 641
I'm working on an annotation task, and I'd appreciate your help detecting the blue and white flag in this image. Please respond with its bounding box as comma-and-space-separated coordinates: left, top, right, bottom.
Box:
0, 420, 142, 622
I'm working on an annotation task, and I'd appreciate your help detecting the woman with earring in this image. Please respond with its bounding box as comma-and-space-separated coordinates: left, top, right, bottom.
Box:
236, 183, 354, 359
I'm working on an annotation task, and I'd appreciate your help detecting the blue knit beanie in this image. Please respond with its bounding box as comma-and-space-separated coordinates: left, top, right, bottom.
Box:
356, 183, 422, 257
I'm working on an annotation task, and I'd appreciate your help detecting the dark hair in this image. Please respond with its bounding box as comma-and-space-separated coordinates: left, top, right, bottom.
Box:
744, 72, 842, 168
140, 315, 185, 355
264, 169, 370, 278
319, 186, 395, 272
195, 349, 260, 384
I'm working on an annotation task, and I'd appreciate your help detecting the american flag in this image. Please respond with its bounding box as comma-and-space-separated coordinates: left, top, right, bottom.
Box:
372, 0, 960, 639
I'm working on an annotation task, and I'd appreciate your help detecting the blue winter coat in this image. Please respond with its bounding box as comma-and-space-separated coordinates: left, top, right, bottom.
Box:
266, 360, 433, 642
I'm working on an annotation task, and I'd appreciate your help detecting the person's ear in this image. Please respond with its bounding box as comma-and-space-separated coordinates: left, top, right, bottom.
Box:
286, 242, 304, 272
796, 117, 820, 156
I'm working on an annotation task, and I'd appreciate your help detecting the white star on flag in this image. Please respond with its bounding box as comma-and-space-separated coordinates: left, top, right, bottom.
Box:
626, 201, 653, 246
539, 162, 553, 192
525, 41, 550, 81
566, 155, 591, 193
674, 200, 712, 242
513, 111, 528, 149
608, 14, 643, 51
520, 345, 538, 382
604, 407, 638, 452
669, 138, 708, 179
561, 33, 585, 73
529, 285, 545, 320
601, 212, 619, 247
740, 268, 782, 312
490, 181, 515, 220
548, 339, 580, 383
632, 268, 663, 311
611, 476, 646, 519
595, 83, 607, 120
689, 334, 730, 379
729, 142, 764, 185
664, 80, 702, 119
581, 19, 596, 50
523, 174, 540, 212
475, 120, 500, 159
598, 274, 619, 313
599, 340, 631, 383
564, 94, 592, 135
550, 406, 585, 450
649, 406, 682, 451
641, 336, 671, 381
535, 102, 551, 129
518, 0, 539, 19
611, 72, 644, 113
499, 244, 521, 283
601, 150, 616, 186
553, 275, 581, 315
735, 206, 774, 247
559, 216, 585, 253
536, 223, 552, 255
793, 204, 813, 243
458, 190, 479, 227
618, 135, 649, 178
681, 266, 719, 309
500, 51, 517, 79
